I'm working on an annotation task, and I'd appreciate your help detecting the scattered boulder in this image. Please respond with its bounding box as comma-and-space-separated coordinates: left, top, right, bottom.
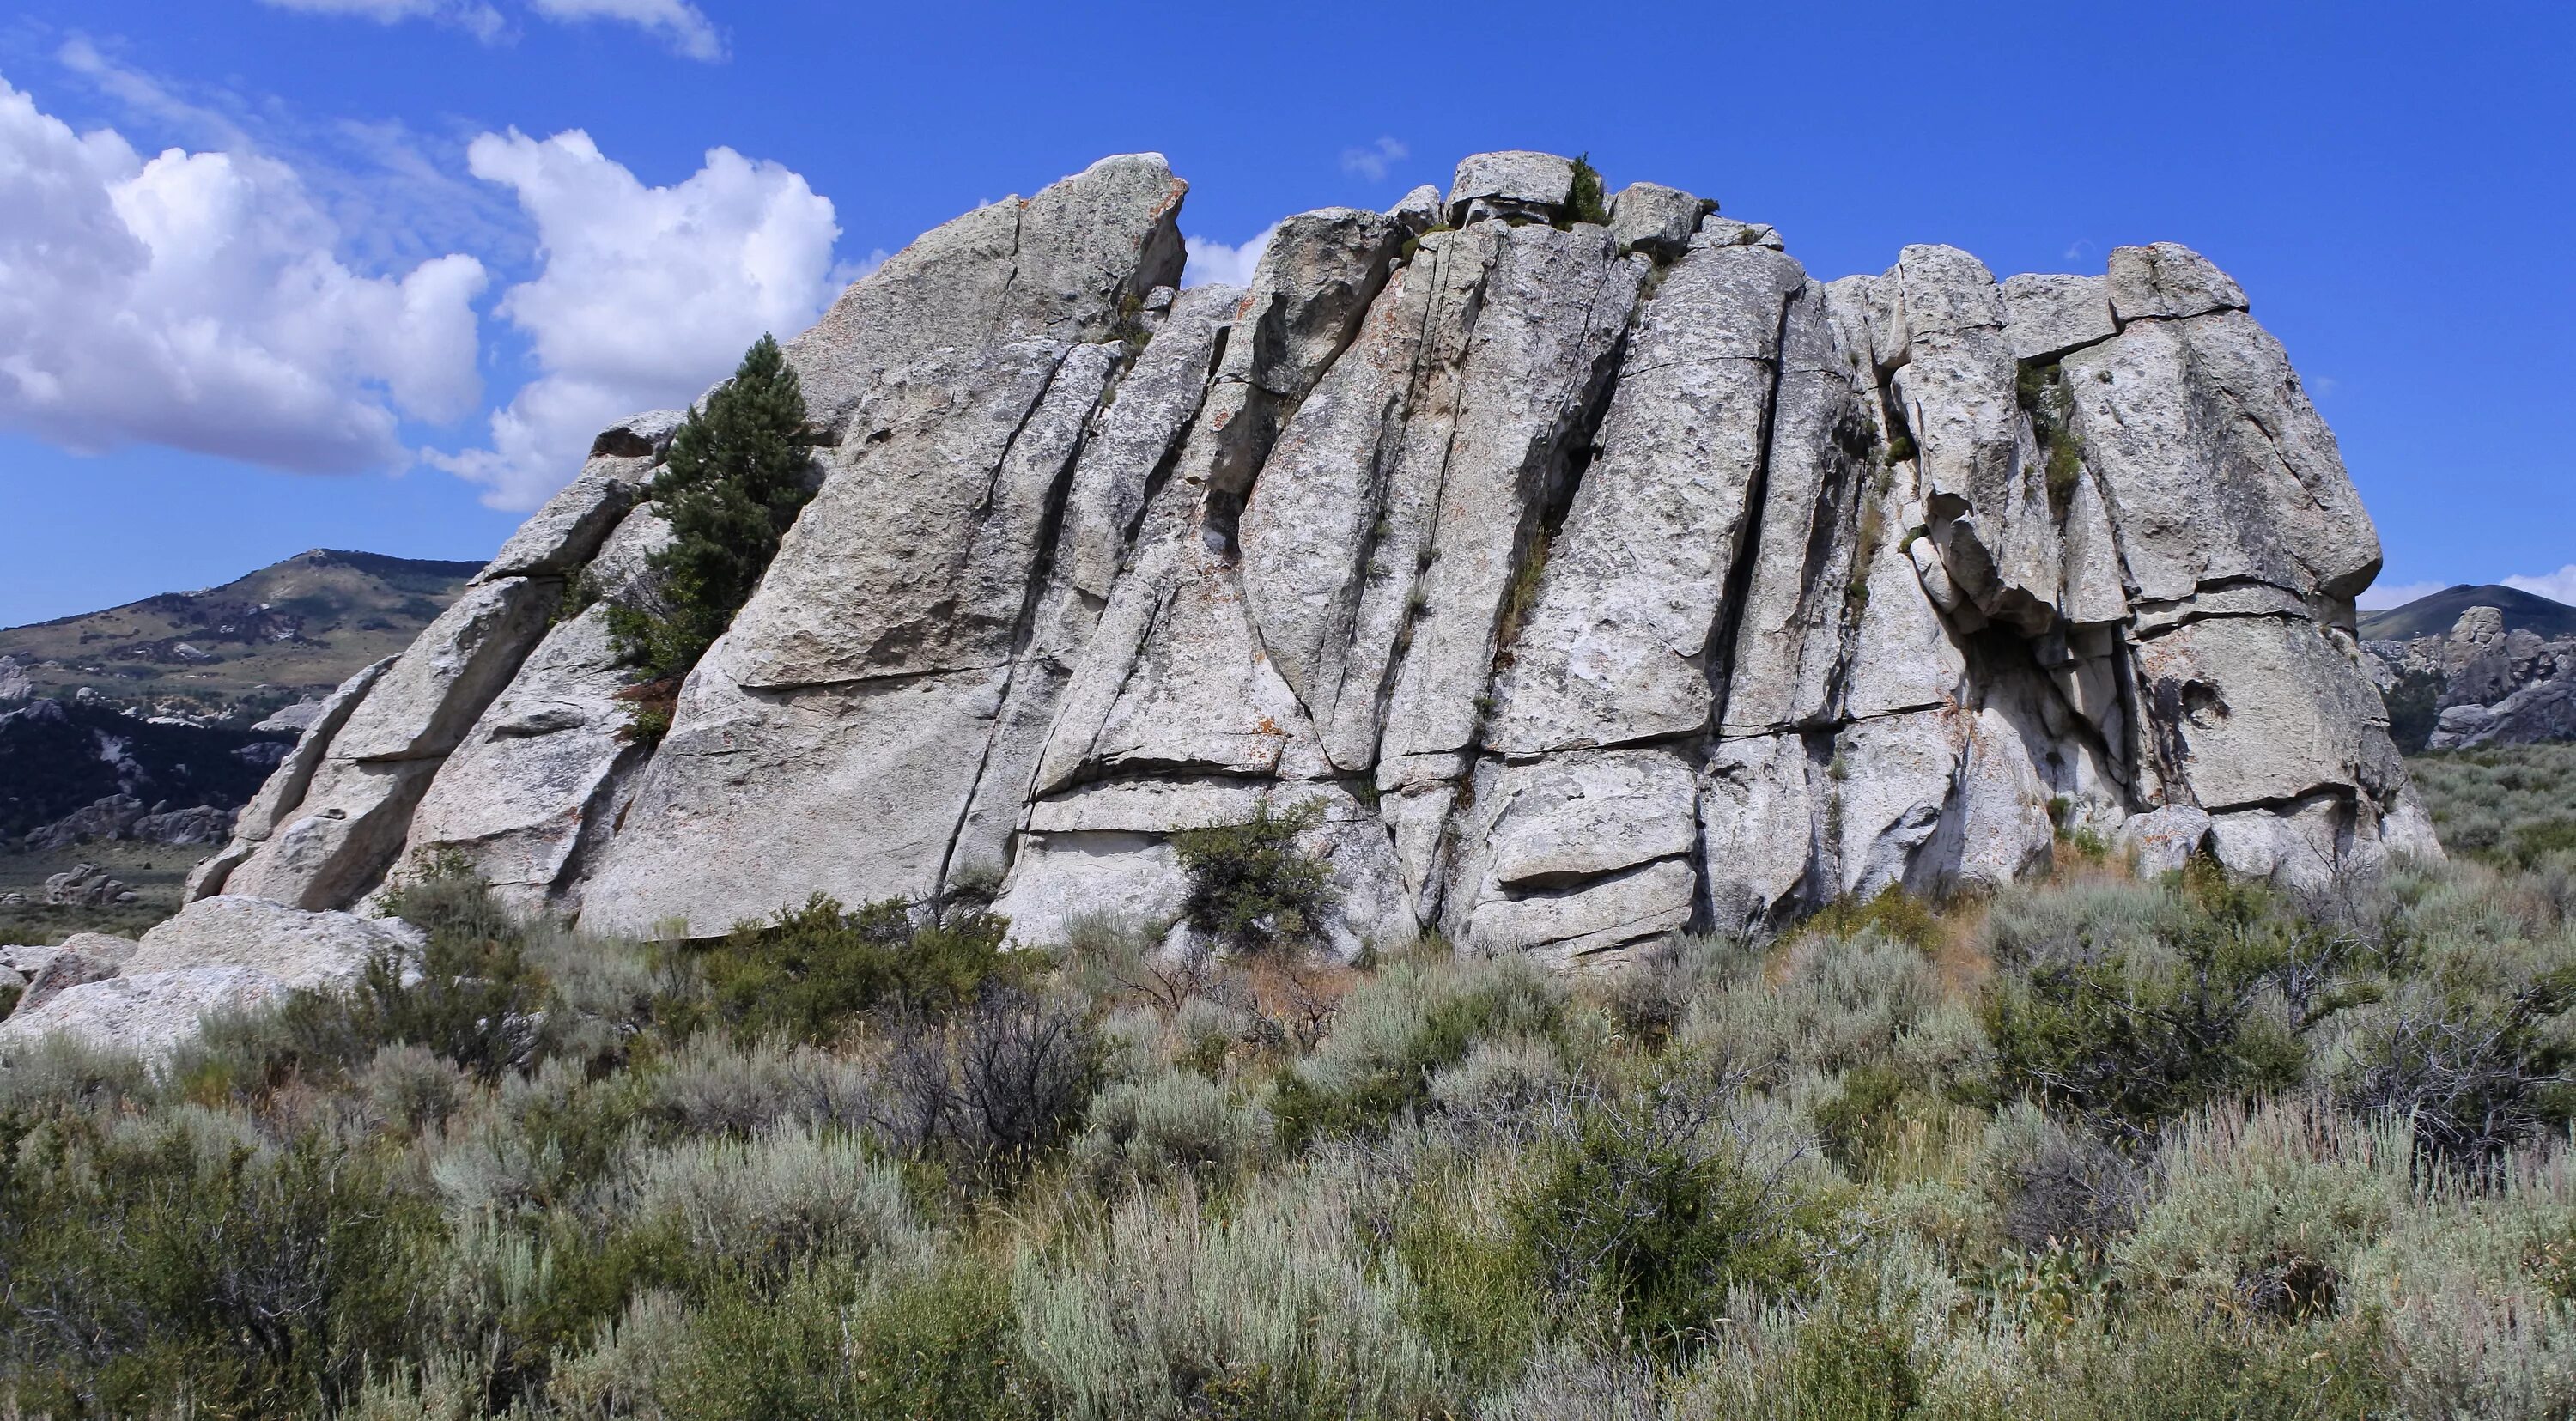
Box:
18, 946, 122, 1012
0, 968, 283, 1061
23, 796, 147, 850
1607, 181, 1713, 260
2001, 272, 2117, 361
1388, 184, 1442, 233
1445, 149, 1576, 226
1696, 215, 1784, 250
0, 897, 422, 1059
2106, 241, 2247, 322
2117, 805, 2216, 876
43, 863, 136, 907
132, 804, 235, 845
123, 894, 422, 992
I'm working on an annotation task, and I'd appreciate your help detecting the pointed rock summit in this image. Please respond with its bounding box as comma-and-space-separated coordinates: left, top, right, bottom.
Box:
184, 150, 2438, 963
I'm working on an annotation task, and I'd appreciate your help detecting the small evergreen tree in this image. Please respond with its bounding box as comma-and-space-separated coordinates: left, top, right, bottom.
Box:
1564, 153, 1610, 227
609, 334, 816, 684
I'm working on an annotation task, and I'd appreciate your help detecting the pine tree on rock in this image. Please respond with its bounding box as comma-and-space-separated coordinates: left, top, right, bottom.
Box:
611, 334, 816, 684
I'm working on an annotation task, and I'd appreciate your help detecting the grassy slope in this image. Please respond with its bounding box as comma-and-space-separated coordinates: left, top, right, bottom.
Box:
0, 548, 482, 715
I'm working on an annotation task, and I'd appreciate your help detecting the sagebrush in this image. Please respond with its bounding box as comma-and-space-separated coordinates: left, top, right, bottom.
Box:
4, 762, 2574, 1418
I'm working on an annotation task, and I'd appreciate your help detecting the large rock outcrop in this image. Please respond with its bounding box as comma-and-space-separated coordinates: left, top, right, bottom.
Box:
180, 150, 2436, 963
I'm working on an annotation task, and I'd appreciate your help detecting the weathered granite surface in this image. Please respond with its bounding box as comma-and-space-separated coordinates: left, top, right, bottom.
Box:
178, 150, 2436, 969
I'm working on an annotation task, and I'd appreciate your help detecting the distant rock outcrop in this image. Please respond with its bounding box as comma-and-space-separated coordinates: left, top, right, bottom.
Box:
2365, 604, 2576, 750
179, 150, 2436, 965
0, 696, 288, 848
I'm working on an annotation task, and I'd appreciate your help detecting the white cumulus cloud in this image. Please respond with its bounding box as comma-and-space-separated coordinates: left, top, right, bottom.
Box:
428, 128, 842, 508
2504, 564, 2576, 606
1340, 137, 1407, 182
0, 71, 487, 473
2356, 579, 2448, 611
1182, 223, 1277, 289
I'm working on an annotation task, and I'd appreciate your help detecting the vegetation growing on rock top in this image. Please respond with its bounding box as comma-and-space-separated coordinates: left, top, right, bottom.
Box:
1562, 152, 1610, 228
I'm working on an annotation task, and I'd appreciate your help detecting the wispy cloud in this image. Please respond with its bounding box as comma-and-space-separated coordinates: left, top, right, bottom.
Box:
2356, 579, 2448, 611
258, 0, 507, 42
1182, 223, 1277, 289
1340, 136, 1407, 183
2062, 238, 2095, 264
2504, 564, 2576, 606
527, 0, 722, 60
258, 0, 723, 59
55, 35, 523, 273
56, 35, 253, 149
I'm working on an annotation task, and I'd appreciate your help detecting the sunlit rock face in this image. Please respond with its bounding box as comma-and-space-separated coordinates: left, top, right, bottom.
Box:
191, 151, 2435, 963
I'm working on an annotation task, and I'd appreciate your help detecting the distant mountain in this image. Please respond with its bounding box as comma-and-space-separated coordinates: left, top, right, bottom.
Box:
0, 550, 483, 724
2359, 584, 2576, 641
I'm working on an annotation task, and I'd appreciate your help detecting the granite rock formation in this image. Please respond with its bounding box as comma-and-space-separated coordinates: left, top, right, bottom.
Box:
2366, 604, 2576, 750
177, 150, 2436, 965
0, 896, 420, 1060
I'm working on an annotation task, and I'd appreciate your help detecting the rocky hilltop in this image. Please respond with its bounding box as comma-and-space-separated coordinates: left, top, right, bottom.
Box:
181, 150, 2435, 964
0, 548, 486, 722
2366, 602, 2576, 750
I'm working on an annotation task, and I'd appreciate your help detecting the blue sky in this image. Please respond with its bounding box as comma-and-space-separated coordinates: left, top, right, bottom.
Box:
0, 0, 2568, 625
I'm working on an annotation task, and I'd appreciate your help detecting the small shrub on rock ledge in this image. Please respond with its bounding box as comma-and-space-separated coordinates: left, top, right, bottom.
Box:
1170, 799, 1338, 957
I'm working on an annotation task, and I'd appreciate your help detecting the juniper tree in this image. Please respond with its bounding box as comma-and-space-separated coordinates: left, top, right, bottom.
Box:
609, 334, 816, 683
1564, 153, 1610, 227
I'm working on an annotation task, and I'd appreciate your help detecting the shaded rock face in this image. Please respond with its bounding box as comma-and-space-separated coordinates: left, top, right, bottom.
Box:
185, 150, 2433, 965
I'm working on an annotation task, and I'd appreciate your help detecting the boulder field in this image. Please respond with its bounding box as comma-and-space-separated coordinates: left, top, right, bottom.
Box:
155, 149, 2432, 970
